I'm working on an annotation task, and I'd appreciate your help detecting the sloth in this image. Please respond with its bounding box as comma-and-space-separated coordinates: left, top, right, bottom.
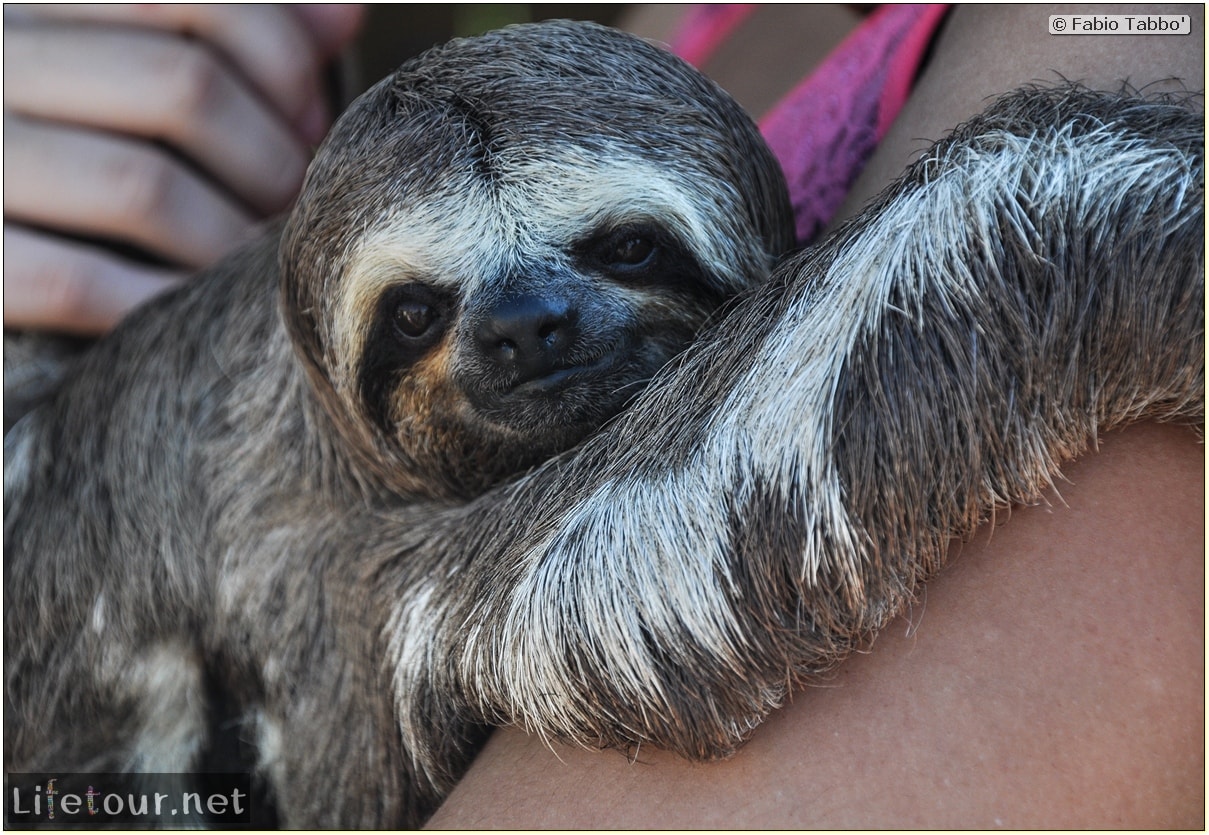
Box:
5, 19, 1205, 834
4, 20, 792, 828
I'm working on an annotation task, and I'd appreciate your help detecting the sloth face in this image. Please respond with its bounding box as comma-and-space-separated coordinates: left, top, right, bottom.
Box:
282, 21, 794, 497
340, 155, 738, 493
357, 212, 724, 441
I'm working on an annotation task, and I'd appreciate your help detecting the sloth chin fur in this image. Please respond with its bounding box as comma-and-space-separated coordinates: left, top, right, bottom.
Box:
3, 17, 1204, 832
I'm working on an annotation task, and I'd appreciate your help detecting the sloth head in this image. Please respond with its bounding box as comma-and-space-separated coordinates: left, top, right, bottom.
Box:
281, 20, 794, 499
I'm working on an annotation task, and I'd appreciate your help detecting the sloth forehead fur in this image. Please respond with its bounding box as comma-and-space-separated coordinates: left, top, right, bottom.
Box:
280, 21, 793, 497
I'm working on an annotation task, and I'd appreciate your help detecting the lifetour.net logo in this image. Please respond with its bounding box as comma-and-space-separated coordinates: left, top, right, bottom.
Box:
5, 773, 254, 829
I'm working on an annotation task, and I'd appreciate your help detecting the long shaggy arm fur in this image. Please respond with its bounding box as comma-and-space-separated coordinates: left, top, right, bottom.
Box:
389, 86, 1204, 783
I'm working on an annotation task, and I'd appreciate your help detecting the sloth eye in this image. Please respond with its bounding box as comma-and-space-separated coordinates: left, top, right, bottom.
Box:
393, 300, 437, 339
588, 227, 661, 275
608, 236, 656, 267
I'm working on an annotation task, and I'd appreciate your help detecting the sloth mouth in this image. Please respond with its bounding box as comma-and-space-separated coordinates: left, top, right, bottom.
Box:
510, 350, 619, 396
465, 341, 647, 437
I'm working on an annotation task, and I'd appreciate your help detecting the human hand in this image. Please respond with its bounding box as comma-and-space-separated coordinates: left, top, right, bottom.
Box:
3, 4, 364, 334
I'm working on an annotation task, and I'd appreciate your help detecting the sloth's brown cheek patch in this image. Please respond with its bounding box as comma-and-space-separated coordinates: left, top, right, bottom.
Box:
386, 343, 459, 432
359, 283, 456, 434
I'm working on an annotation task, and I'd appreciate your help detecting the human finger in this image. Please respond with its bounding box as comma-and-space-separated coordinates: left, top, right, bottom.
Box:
9, 4, 333, 142
5, 26, 310, 215
291, 4, 366, 60
4, 225, 184, 335
4, 116, 258, 269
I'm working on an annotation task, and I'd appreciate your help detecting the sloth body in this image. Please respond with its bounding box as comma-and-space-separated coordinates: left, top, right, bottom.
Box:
5, 19, 1205, 833
4, 22, 791, 827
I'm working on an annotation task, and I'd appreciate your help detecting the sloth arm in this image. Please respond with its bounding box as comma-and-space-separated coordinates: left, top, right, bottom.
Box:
426, 5, 1204, 828
431, 424, 1203, 828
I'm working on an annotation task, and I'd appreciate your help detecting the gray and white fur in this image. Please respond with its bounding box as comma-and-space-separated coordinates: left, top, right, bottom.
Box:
388, 84, 1204, 774
4, 18, 1203, 832
4, 21, 791, 828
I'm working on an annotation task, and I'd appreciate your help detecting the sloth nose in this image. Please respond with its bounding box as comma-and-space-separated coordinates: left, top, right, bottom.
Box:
476, 292, 581, 384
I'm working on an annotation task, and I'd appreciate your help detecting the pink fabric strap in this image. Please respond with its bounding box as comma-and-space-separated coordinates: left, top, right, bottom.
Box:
668, 3, 758, 68
672, 4, 951, 243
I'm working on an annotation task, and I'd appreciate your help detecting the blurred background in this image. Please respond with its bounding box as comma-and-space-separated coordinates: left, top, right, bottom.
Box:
349, 4, 633, 99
